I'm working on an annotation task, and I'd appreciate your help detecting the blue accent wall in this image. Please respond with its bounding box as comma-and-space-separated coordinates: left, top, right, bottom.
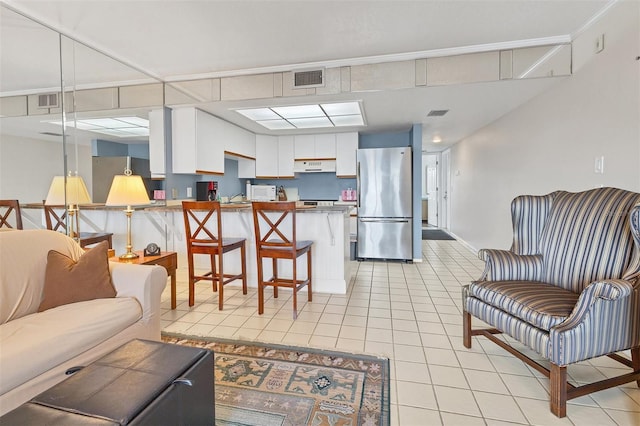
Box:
360, 131, 411, 149
253, 174, 356, 200
91, 139, 149, 159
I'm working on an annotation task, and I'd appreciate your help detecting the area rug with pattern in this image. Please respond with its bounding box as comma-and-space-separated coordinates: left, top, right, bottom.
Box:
161, 333, 390, 426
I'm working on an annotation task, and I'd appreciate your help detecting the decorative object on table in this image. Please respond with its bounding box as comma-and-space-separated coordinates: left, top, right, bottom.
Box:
277, 185, 287, 201
161, 333, 390, 426
143, 242, 160, 256
45, 173, 91, 240
105, 157, 150, 260
463, 187, 640, 418
0, 199, 23, 230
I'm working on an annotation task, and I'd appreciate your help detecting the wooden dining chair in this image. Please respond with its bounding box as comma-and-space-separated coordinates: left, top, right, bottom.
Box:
43, 204, 113, 248
182, 201, 247, 310
0, 200, 23, 229
251, 201, 313, 320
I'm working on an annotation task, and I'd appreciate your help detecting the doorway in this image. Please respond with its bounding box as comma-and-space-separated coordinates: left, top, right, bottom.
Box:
422, 153, 439, 228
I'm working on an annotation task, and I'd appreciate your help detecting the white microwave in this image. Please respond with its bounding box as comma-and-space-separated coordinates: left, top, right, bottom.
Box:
251, 185, 277, 201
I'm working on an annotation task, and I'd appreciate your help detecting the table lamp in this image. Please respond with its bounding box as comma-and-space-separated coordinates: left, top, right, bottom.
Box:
105, 165, 150, 260
45, 173, 91, 240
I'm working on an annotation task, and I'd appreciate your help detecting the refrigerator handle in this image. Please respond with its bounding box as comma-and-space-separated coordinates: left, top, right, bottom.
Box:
356, 161, 361, 208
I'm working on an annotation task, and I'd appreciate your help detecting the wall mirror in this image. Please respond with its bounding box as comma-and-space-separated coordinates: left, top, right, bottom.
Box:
0, 3, 163, 231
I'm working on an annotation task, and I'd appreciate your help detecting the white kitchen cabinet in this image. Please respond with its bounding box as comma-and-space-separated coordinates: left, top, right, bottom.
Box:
336, 132, 358, 177
314, 134, 336, 158
294, 134, 336, 159
278, 136, 295, 178
172, 107, 224, 174
237, 158, 256, 179
255, 135, 295, 178
223, 120, 255, 159
255, 135, 278, 178
148, 108, 166, 178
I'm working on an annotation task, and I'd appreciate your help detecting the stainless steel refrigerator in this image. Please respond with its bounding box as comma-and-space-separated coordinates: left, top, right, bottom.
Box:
357, 147, 413, 260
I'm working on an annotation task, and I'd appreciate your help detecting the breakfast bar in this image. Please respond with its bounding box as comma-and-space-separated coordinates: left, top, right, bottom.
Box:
23, 203, 353, 295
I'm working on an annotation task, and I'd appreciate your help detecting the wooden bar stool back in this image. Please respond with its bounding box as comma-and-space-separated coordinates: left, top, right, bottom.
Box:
251, 201, 312, 319
0, 200, 23, 229
182, 201, 247, 310
43, 204, 113, 248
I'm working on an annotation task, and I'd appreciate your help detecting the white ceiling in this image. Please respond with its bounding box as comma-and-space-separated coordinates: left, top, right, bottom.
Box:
1, 0, 613, 151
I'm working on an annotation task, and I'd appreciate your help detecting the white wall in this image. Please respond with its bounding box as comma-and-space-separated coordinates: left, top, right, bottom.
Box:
449, 1, 640, 252
0, 134, 92, 204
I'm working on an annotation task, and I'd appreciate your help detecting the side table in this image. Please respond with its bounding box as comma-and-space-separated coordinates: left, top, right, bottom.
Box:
111, 251, 178, 309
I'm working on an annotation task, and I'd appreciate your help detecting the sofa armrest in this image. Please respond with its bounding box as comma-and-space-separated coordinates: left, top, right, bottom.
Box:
478, 249, 543, 281
109, 262, 167, 333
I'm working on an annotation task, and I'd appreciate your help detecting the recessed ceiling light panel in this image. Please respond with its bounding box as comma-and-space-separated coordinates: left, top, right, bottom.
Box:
236, 101, 366, 131
272, 105, 324, 119
257, 120, 296, 130
237, 108, 281, 120
321, 102, 361, 116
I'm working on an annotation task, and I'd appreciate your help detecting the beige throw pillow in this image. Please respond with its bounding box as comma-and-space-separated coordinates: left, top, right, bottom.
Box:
38, 241, 116, 312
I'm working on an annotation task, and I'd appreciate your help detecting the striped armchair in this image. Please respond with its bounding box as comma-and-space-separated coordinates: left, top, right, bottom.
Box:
462, 187, 640, 418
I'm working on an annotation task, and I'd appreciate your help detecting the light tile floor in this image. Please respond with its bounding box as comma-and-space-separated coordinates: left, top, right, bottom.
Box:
161, 240, 640, 425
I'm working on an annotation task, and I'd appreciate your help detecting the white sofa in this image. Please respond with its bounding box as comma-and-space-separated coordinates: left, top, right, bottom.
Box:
0, 229, 167, 415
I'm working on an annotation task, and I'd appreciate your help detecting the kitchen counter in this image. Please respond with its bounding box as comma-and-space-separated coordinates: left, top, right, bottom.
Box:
21, 201, 353, 296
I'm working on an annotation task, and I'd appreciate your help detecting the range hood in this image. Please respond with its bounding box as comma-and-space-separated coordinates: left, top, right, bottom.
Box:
293, 159, 336, 173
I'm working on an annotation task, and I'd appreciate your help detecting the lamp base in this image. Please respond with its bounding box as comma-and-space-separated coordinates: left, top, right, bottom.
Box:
119, 251, 140, 260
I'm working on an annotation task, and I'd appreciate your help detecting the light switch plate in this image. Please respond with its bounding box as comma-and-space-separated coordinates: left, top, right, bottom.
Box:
594, 156, 605, 174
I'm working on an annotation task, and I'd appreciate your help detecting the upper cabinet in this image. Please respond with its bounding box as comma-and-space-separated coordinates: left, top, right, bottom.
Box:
172, 107, 224, 174
255, 135, 294, 178
171, 107, 256, 175
335, 132, 358, 178
294, 134, 336, 160
148, 108, 166, 178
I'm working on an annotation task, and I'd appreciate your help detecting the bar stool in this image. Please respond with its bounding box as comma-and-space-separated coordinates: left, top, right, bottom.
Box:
182, 201, 247, 310
251, 201, 312, 320
0, 200, 23, 229
43, 204, 113, 248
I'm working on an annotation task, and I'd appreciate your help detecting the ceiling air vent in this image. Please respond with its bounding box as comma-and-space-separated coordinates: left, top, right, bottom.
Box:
293, 69, 324, 88
38, 93, 59, 109
427, 109, 449, 117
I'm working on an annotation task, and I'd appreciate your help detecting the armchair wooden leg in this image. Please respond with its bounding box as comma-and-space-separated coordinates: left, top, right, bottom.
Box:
632, 347, 640, 387
463, 310, 472, 348
550, 364, 567, 418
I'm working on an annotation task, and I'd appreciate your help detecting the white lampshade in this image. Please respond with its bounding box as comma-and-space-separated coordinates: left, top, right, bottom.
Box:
45, 175, 91, 205
105, 175, 150, 206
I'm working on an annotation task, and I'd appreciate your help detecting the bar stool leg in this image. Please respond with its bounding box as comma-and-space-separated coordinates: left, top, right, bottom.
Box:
240, 242, 247, 295
188, 253, 195, 306
307, 249, 312, 302
210, 254, 217, 292
258, 257, 265, 315
218, 250, 224, 311
292, 256, 298, 320
272, 258, 279, 299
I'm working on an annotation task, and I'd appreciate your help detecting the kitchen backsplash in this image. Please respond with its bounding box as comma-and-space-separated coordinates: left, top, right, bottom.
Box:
253, 173, 356, 200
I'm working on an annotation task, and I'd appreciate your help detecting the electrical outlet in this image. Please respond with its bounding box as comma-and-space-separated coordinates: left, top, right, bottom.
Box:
595, 34, 605, 53
594, 156, 605, 174
186, 187, 192, 198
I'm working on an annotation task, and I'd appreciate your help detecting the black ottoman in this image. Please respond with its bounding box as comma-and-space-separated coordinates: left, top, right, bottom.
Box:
0, 339, 214, 425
